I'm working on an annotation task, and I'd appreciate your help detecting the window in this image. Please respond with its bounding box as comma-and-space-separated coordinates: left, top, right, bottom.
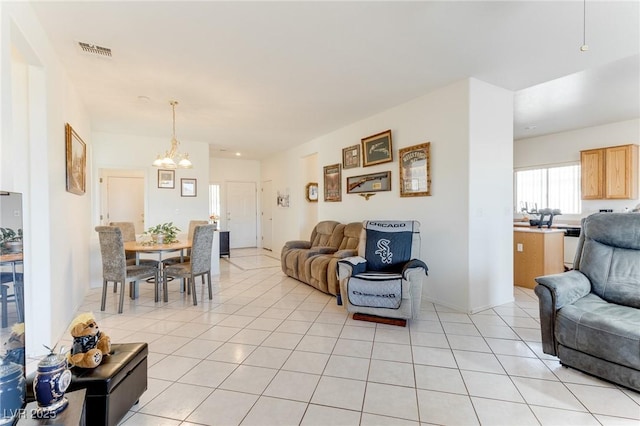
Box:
209, 184, 221, 219
515, 163, 581, 214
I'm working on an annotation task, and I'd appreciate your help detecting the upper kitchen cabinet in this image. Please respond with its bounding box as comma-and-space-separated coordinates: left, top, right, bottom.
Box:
581, 144, 638, 200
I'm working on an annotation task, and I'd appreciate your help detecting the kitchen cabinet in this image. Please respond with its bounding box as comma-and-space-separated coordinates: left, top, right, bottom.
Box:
581, 144, 638, 200
514, 228, 565, 289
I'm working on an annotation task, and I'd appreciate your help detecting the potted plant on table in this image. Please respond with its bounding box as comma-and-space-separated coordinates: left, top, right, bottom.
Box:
0, 227, 23, 253
144, 222, 180, 244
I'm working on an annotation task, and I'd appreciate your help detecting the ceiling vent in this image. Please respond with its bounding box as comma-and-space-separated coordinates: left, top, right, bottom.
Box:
77, 41, 112, 58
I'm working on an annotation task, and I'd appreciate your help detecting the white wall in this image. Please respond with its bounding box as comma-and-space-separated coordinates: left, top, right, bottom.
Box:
468, 79, 514, 312
514, 118, 640, 217
262, 79, 514, 312
1, 2, 93, 354
300, 153, 318, 240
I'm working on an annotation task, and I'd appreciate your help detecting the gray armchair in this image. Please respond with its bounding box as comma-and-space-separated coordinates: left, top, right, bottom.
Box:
337, 220, 428, 326
534, 213, 640, 391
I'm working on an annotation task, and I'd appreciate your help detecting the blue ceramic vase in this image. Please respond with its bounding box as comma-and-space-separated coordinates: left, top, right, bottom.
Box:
33, 349, 72, 415
0, 359, 25, 425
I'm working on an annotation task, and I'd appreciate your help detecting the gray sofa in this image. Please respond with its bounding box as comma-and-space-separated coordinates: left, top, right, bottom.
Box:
534, 212, 640, 391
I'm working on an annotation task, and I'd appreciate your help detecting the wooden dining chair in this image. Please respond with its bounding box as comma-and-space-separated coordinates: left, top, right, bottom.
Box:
95, 226, 159, 313
163, 224, 214, 305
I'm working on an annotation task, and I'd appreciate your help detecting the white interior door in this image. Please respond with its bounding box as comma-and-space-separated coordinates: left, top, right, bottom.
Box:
226, 181, 257, 248
261, 180, 273, 250
106, 175, 145, 233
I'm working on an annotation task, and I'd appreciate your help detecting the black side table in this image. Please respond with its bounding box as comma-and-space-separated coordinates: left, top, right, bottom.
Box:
219, 231, 230, 258
19, 388, 86, 425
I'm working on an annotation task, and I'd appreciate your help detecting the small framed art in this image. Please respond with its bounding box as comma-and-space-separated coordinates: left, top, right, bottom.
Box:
342, 144, 360, 169
323, 163, 342, 202
181, 178, 197, 197
158, 169, 175, 189
305, 182, 318, 202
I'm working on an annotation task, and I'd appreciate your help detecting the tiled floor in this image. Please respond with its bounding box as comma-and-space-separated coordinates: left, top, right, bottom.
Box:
54, 249, 639, 425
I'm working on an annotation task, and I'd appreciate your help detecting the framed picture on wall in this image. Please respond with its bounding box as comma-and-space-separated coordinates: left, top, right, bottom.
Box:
181, 178, 197, 197
399, 142, 431, 197
342, 144, 360, 169
65, 123, 87, 195
158, 169, 175, 189
323, 163, 342, 202
346, 171, 391, 194
362, 129, 393, 167
305, 182, 318, 202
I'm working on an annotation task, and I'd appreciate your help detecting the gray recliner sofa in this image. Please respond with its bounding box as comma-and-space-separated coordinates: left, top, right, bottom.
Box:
534, 212, 640, 391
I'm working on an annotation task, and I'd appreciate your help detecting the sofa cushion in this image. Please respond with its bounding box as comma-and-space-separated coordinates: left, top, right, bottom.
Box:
556, 293, 640, 370
310, 221, 341, 247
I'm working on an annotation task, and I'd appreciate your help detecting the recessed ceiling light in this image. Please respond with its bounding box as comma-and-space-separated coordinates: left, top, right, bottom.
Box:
137, 95, 150, 102
235, 152, 241, 157
525, 125, 537, 130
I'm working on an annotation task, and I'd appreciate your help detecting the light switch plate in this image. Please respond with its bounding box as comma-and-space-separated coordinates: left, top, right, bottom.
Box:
517, 243, 523, 252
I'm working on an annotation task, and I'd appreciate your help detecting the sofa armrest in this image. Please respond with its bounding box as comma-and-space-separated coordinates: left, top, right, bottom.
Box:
284, 240, 311, 250
534, 270, 591, 356
333, 249, 357, 259
535, 270, 591, 309
337, 256, 366, 280
310, 246, 338, 255
401, 259, 428, 279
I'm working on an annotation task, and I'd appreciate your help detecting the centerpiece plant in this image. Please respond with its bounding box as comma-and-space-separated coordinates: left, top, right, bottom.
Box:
144, 222, 180, 244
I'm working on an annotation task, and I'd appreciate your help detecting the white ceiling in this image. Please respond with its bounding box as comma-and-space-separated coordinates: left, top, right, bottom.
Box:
28, 1, 640, 160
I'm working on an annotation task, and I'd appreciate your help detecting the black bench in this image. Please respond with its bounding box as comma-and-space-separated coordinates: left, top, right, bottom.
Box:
28, 342, 148, 426
68, 342, 148, 426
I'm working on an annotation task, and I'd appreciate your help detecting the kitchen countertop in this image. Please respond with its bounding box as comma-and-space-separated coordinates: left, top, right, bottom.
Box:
513, 226, 566, 234
513, 221, 581, 229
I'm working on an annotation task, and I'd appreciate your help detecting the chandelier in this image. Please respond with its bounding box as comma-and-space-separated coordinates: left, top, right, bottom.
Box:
152, 100, 193, 169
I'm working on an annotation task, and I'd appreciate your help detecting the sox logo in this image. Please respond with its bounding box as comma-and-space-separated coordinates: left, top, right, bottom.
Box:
375, 239, 392, 264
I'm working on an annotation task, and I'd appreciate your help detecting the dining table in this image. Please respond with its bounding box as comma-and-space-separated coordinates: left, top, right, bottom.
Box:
0, 251, 24, 328
123, 240, 191, 299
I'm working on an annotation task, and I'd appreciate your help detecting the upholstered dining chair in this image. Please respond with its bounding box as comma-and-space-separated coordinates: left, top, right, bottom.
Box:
109, 221, 159, 268
163, 224, 214, 305
95, 226, 159, 314
162, 219, 209, 267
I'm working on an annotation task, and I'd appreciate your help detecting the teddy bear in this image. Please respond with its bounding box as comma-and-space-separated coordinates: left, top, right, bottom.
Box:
68, 312, 111, 368
2, 322, 25, 367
